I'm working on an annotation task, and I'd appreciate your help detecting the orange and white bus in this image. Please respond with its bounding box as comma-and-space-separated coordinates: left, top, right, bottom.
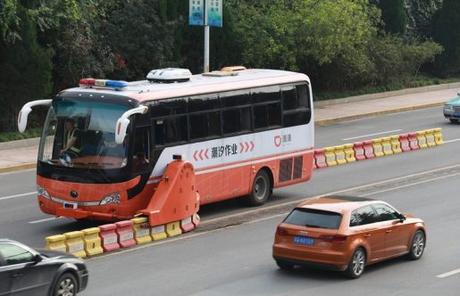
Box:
19, 67, 314, 226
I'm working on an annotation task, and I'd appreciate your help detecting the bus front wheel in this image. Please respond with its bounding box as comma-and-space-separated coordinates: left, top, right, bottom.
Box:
247, 169, 272, 206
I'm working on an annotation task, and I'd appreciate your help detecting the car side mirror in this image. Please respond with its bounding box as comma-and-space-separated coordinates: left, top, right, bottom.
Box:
398, 213, 406, 222
29, 254, 42, 265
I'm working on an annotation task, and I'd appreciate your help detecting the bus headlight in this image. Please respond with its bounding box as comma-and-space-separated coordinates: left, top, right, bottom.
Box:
37, 186, 50, 199
99, 193, 121, 205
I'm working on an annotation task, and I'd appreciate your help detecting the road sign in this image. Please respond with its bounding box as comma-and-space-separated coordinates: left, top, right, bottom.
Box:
206, 0, 223, 27
189, 0, 205, 26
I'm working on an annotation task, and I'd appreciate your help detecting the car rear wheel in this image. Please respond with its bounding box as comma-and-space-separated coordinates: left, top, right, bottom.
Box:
276, 260, 295, 271
247, 170, 272, 206
408, 230, 425, 260
53, 272, 78, 296
345, 248, 366, 279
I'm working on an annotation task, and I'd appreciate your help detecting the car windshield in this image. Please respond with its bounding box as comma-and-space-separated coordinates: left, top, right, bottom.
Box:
284, 208, 342, 229
39, 99, 131, 169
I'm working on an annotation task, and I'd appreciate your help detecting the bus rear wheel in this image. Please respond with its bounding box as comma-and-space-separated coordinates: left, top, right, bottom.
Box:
247, 170, 272, 206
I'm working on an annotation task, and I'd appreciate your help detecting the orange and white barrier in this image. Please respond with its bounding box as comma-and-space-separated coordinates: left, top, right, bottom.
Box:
116, 220, 136, 248
192, 213, 201, 227
408, 132, 419, 150
151, 225, 168, 241
99, 224, 120, 252
399, 134, 411, 152
353, 142, 366, 161
314, 149, 327, 168
181, 216, 195, 233
363, 140, 375, 159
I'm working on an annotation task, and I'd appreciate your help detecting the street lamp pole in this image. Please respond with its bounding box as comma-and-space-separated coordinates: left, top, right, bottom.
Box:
204, 2, 210, 73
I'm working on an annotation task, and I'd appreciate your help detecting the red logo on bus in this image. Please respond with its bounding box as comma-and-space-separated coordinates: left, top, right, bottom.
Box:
274, 136, 282, 147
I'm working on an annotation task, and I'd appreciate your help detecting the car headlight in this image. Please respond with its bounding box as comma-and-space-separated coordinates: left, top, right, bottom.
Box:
444, 104, 454, 111
37, 186, 50, 199
99, 192, 120, 205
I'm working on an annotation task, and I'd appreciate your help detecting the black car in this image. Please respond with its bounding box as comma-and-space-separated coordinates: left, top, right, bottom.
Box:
0, 239, 88, 296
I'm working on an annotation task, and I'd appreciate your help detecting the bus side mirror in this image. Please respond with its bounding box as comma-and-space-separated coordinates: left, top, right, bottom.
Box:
18, 99, 52, 133
115, 105, 149, 144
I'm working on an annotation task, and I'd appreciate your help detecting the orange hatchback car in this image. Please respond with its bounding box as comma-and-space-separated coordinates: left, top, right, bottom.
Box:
272, 196, 426, 278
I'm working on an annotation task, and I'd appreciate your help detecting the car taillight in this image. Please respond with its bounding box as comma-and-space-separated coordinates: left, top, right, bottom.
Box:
320, 235, 347, 243
276, 226, 288, 236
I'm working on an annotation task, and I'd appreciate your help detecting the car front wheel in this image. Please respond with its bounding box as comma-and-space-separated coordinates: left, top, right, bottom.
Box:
345, 248, 366, 279
408, 230, 425, 260
53, 272, 78, 296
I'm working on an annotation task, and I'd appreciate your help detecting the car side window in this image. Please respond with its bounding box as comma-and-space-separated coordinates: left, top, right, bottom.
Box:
373, 204, 399, 222
0, 243, 34, 265
350, 206, 378, 227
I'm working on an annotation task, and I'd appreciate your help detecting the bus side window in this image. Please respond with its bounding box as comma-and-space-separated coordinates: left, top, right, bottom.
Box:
133, 127, 150, 172
281, 84, 311, 127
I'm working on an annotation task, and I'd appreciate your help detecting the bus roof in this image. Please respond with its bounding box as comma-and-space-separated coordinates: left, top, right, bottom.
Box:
63, 69, 310, 104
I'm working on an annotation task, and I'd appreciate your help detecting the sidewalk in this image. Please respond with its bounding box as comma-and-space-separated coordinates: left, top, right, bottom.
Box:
1, 83, 459, 173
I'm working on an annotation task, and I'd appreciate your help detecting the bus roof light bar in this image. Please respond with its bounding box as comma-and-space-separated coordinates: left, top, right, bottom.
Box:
115, 105, 149, 144
18, 99, 52, 133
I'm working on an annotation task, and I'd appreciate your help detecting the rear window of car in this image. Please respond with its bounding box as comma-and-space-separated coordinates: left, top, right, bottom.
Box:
283, 208, 342, 229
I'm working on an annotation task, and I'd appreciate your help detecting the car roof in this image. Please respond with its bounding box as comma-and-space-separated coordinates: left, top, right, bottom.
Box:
296, 195, 382, 214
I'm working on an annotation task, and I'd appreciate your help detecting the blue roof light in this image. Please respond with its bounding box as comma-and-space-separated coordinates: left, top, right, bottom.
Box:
105, 80, 128, 89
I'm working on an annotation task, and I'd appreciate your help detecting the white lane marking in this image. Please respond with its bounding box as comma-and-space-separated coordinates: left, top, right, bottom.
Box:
342, 129, 402, 141
28, 217, 61, 224
444, 138, 460, 144
0, 191, 36, 201
437, 268, 460, 279
361, 172, 460, 197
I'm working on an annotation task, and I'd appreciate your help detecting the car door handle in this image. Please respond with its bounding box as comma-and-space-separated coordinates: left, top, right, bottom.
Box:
11, 273, 23, 278
364, 234, 372, 237
385, 229, 393, 233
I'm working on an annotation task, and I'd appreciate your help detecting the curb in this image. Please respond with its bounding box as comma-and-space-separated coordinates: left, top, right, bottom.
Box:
0, 163, 36, 173
315, 102, 444, 126
314, 81, 460, 107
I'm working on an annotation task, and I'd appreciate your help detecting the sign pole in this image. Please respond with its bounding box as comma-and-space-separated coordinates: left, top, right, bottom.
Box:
204, 2, 210, 73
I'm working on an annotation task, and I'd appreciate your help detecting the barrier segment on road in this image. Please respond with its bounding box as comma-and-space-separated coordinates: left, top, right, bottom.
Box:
99, 223, 120, 252
82, 227, 103, 256
151, 225, 168, 241
132, 217, 152, 245
116, 220, 136, 248
45, 234, 67, 252
65, 231, 86, 258
314, 128, 444, 169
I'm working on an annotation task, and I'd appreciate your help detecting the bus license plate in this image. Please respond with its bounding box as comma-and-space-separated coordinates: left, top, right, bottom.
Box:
63, 202, 77, 209
293, 236, 314, 246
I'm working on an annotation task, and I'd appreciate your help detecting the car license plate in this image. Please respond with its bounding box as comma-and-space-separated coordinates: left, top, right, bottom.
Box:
63, 202, 77, 209
293, 236, 315, 246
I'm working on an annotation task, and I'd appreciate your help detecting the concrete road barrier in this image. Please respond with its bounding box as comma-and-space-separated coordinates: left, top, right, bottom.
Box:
132, 217, 152, 245
314, 149, 327, 168
391, 136, 402, 154
45, 234, 67, 253
417, 130, 428, 149
181, 216, 195, 233
325, 147, 337, 166
344, 144, 356, 163
408, 132, 419, 150
353, 142, 366, 161
381, 137, 393, 156
116, 220, 136, 248
99, 224, 120, 252
363, 140, 375, 159
65, 231, 86, 258
82, 227, 103, 256
151, 225, 168, 241
372, 138, 384, 157
334, 146, 347, 165
166, 221, 182, 237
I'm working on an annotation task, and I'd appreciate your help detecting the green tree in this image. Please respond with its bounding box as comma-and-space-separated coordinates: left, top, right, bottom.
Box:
432, 0, 460, 76
0, 4, 52, 131
378, 0, 408, 35
104, 0, 178, 80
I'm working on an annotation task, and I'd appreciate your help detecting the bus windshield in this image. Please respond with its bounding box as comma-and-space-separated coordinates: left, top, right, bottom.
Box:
39, 99, 131, 169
